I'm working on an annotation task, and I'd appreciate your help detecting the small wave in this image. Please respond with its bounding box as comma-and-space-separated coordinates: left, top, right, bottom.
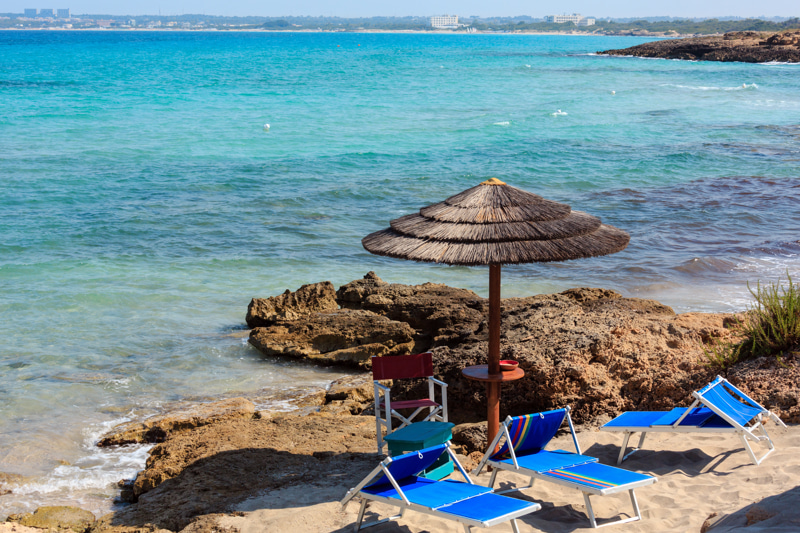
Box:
759, 61, 800, 66
664, 83, 758, 91
550, 110, 568, 116
493, 121, 511, 126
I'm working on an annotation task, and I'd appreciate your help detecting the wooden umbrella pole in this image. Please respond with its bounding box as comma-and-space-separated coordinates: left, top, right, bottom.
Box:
487, 263, 502, 446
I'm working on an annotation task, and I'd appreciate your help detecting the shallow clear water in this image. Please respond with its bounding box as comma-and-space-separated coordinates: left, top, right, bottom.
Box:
1, 30, 799, 516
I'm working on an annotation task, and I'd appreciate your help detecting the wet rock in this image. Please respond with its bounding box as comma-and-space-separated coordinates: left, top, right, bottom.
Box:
245, 281, 338, 328
324, 374, 375, 404
248, 309, 415, 367
8, 506, 95, 533
601, 32, 800, 63
98, 398, 257, 447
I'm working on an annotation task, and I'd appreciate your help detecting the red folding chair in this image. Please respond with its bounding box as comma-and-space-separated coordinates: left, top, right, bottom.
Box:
372, 352, 448, 453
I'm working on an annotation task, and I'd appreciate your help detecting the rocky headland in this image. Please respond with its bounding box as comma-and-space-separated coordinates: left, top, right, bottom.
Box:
601, 31, 800, 62
6, 272, 799, 533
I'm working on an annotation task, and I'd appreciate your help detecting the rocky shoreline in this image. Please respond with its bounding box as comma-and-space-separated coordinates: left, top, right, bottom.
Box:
4, 272, 799, 532
600, 31, 800, 62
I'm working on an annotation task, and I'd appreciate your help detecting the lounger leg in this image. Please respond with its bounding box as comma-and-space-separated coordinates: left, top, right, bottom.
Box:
463, 524, 472, 533
630, 489, 641, 520
741, 434, 772, 465
617, 432, 632, 465
355, 499, 367, 532
510, 518, 521, 533
488, 468, 499, 488
619, 432, 647, 464
583, 493, 598, 528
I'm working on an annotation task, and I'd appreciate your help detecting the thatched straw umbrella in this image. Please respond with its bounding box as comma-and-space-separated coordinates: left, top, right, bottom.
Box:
362, 178, 629, 447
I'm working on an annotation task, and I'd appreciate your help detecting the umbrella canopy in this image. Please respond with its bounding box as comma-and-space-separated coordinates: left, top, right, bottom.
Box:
362, 177, 630, 265
362, 178, 629, 447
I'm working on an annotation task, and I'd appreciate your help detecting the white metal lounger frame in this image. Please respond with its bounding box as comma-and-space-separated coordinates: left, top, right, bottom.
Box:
341, 443, 536, 533
606, 375, 787, 466
473, 406, 655, 528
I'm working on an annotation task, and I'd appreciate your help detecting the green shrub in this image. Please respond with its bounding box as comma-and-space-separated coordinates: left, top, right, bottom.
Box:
703, 273, 800, 372
738, 273, 800, 359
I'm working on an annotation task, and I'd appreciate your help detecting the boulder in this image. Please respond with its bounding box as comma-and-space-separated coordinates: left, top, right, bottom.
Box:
389, 288, 727, 425
245, 281, 338, 328
248, 309, 415, 367
336, 272, 486, 348
118, 414, 379, 530
601, 33, 800, 63
8, 507, 95, 533
98, 398, 257, 447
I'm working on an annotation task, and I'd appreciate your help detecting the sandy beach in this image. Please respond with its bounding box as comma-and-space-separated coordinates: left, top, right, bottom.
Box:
219, 424, 799, 532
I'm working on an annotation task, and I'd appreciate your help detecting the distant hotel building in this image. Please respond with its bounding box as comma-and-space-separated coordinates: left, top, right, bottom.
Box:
24, 8, 37, 17
57, 9, 70, 18
430, 15, 459, 29
39, 8, 54, 17
545, 13, 595, 26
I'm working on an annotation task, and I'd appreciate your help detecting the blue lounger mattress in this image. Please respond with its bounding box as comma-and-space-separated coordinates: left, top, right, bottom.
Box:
603, 408, 731, 430
437, 492, 540, 524
362, 478, 492, 508
493, 448, 598, 472
541, 462, 656, 495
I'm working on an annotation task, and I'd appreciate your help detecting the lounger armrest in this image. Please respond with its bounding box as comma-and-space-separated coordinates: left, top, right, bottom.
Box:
374, 382, 391, 393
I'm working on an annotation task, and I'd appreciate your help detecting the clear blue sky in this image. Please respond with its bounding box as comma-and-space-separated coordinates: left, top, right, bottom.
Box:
5, 0, 798, 18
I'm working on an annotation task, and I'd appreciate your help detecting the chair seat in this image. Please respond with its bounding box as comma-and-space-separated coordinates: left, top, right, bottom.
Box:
380, 398, 439, 410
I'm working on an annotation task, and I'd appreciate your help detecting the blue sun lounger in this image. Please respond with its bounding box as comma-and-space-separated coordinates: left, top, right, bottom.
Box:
601, 375, 786, 466
341, 442, 541, 532
473, 407, 656, 528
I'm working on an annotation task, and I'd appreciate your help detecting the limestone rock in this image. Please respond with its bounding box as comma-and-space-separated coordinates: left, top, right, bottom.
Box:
9, 506, 95, 533
248, 309, 415, 367
601, 32, 800, 63
117, 414, 378, 531
98, 398, 256, 447
389, 290, 728, 425
337, 272, 485, 348
245, 281, 338, 328
451, 422, 487, 454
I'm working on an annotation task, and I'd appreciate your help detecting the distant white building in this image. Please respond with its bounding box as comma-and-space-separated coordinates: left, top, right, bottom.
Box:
430, 15, 458, 29
545, 13, 594, 26
57, 8, 70, 18
39, 8, 54, 17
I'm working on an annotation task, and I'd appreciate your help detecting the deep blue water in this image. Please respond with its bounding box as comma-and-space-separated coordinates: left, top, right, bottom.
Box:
1, 30, 799, 515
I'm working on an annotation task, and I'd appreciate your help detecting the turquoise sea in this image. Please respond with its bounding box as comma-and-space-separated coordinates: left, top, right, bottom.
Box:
1, 30, 799, 516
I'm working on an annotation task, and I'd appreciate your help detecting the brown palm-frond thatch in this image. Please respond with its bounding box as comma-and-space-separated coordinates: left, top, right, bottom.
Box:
362, 178, 630, 266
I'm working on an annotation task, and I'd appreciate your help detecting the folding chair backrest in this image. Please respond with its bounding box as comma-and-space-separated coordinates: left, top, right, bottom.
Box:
697, 378, 764, 428
366, 443, 448, 488
372, 353, 433, 381
491, 408, 567, 460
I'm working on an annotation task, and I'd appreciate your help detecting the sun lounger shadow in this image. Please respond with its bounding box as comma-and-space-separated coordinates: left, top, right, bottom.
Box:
584, 441, 739, 476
